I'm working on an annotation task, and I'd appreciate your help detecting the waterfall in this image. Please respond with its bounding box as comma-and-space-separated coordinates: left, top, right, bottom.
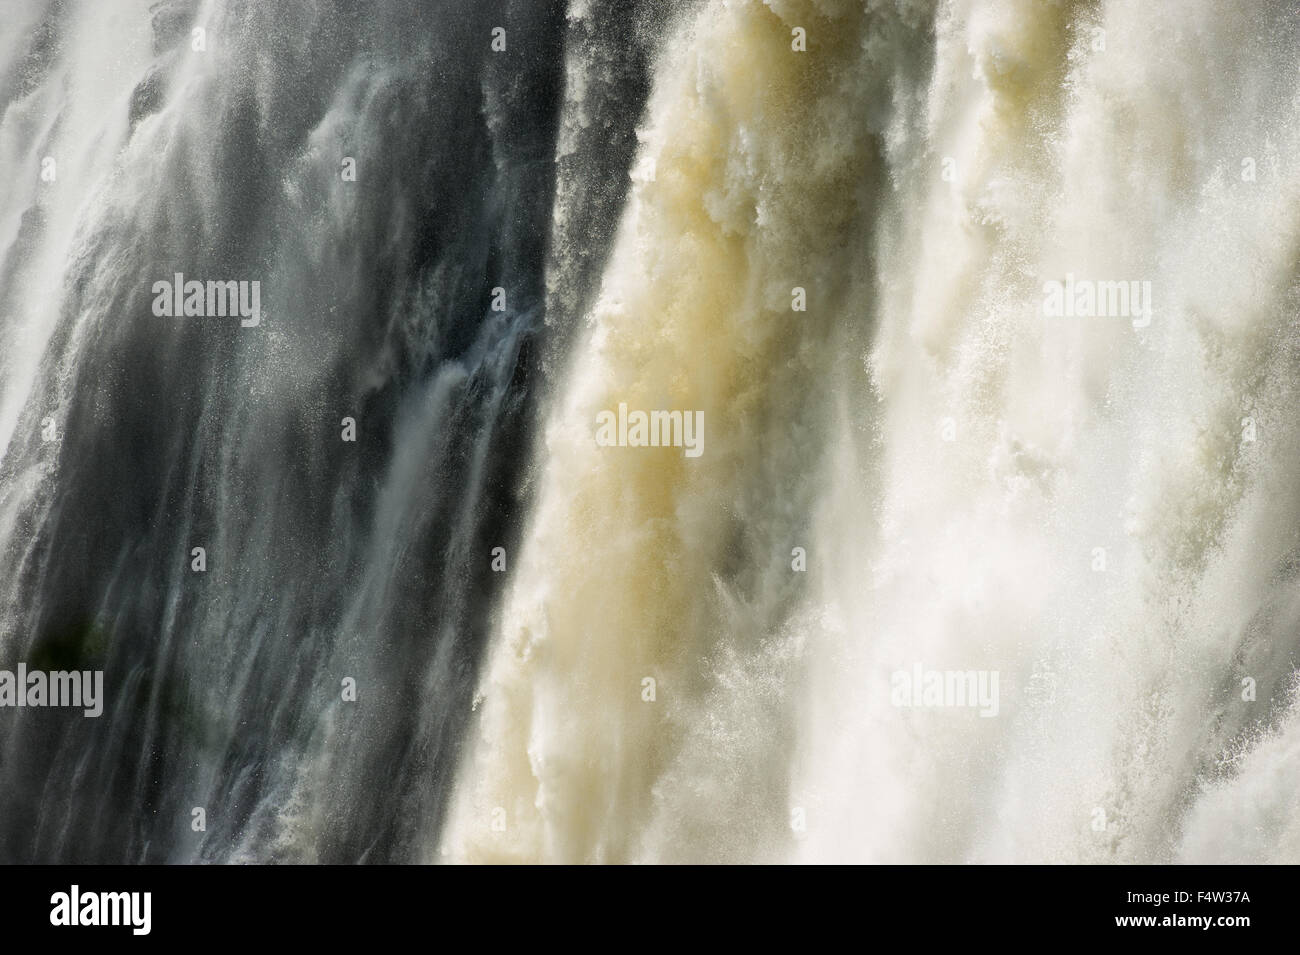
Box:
0, 0, 650, 863
443, 0, 1300, 864
2, 0, 1298, 865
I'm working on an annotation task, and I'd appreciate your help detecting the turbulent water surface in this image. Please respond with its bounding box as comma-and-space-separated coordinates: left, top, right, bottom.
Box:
1, 0, 1299, 864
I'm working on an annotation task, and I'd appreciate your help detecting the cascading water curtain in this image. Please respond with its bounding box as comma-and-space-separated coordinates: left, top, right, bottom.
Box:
0, 0, 1298, 871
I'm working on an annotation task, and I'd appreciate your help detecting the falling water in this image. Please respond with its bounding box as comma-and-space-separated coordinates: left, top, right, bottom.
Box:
2, 0, 1299, 865
0, 0, 655, 863
443, 0, 1300, 864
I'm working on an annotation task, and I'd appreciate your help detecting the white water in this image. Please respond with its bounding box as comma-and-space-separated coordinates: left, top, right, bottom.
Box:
442, 0, 1300, 863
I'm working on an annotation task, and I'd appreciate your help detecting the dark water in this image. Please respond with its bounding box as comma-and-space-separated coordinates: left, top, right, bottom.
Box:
0, 0, 658, 863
